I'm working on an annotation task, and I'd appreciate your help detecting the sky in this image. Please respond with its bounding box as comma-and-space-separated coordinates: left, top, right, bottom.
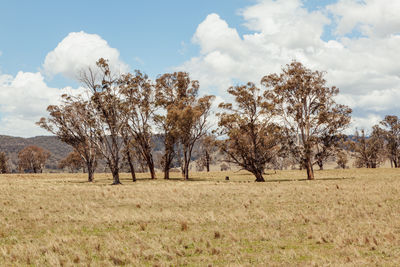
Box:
0, 0, 399, 137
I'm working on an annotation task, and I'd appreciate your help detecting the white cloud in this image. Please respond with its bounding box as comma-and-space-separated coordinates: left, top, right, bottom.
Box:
179, 0, 400, 132
349, 114, 383, 134
43, 31, 128, 80
0, 31, 127, 137
0, 71, 85, 137
328, 0, 400, 38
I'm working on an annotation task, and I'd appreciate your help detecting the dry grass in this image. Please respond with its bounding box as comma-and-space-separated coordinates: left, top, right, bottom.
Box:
1, 168, 400, 266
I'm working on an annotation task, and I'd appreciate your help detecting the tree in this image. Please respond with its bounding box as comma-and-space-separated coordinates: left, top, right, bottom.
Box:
314, 134, 346, 170
0, 152, 9, 174
119, 71, 156, 179
198, 134, 218, 172
262, 61, 352, 180
58, 150, 85, 173
353, 127, 385, 168
80, 58, 126, 185
336, 151, 348, 169
216, 83, 281, 182
155, 72, 214, 180
178, 94, 214, 179
379, 115, 400, 168
18, 146, 50, 173
37, 96, 98, 182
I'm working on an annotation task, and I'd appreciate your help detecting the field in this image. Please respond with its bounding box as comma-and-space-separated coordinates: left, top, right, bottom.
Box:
1, 169, 400, 266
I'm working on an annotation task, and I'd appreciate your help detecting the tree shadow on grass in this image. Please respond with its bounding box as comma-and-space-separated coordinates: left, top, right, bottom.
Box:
264, 177, 355, 183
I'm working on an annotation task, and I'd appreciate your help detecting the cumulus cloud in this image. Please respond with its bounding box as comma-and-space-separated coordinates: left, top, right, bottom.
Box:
179, 0, 400, 132
328, 0, 400, 38
0, 72, 85, 137
43, 31, 128, 79
0, 31, 127, 137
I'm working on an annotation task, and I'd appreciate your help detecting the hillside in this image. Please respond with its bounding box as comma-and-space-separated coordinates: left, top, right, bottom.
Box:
0, 135, 73, 171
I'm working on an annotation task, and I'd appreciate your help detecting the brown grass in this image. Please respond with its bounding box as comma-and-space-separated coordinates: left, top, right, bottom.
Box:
1, 168, 400, 266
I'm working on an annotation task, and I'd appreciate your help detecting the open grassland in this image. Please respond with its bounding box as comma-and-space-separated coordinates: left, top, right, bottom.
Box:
1, 169, 400, 266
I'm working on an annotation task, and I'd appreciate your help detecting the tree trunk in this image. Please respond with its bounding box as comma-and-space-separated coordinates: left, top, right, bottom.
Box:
88, 166, 94, 182
318, 160, 323, 170
164, 166, 170, 180
254, 171, 265, 182
129, 163, 136, 182
184, 163, 189, 180
111, 166, 121, 185
163, 150, 173, 179
305, 159, 314, 180
205, 151, 210, 172
147, 159, 156, 179
126, 151, 136, 182
85, 159, 95, 182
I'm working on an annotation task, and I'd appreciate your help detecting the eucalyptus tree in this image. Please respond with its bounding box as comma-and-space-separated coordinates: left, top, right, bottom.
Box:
216, 82, 280, 182
79, 58, 126, 184
37, 95, 98, 182
156, 72, 214, 180
262, 61, 352, 180
119, 71, 156, 179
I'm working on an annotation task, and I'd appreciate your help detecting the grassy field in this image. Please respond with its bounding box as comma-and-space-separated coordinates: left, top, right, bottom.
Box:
1, 169, 400, 266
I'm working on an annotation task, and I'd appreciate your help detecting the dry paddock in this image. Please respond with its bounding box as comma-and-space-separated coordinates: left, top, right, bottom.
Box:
1, 169, 400, 266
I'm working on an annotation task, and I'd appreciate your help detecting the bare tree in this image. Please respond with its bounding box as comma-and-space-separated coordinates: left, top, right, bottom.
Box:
262, 61, 352, 180
216, 83, 281, 182
37, 96, 98, 182
80, 58, 126, 185
198, 134, 218, 172
18, 146, 50, 173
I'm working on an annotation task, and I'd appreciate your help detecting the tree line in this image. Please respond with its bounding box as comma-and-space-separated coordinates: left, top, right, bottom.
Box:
1, 60, 398, 182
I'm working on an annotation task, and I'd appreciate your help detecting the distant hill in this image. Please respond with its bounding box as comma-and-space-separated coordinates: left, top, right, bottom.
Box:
0, 134, 212, 173
0, 135, 73, 172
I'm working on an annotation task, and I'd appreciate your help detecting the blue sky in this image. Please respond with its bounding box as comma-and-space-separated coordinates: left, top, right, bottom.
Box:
0, 0, 252, 82
0, 0, 337, 83
0, 0, 399, 137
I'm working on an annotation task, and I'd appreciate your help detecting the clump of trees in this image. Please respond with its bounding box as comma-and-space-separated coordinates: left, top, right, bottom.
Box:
18, 146, 50, 173
216, 62, 352, 181
351, 116, 400, 169
38, 58, 400, 182
39, 59, 214, 183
